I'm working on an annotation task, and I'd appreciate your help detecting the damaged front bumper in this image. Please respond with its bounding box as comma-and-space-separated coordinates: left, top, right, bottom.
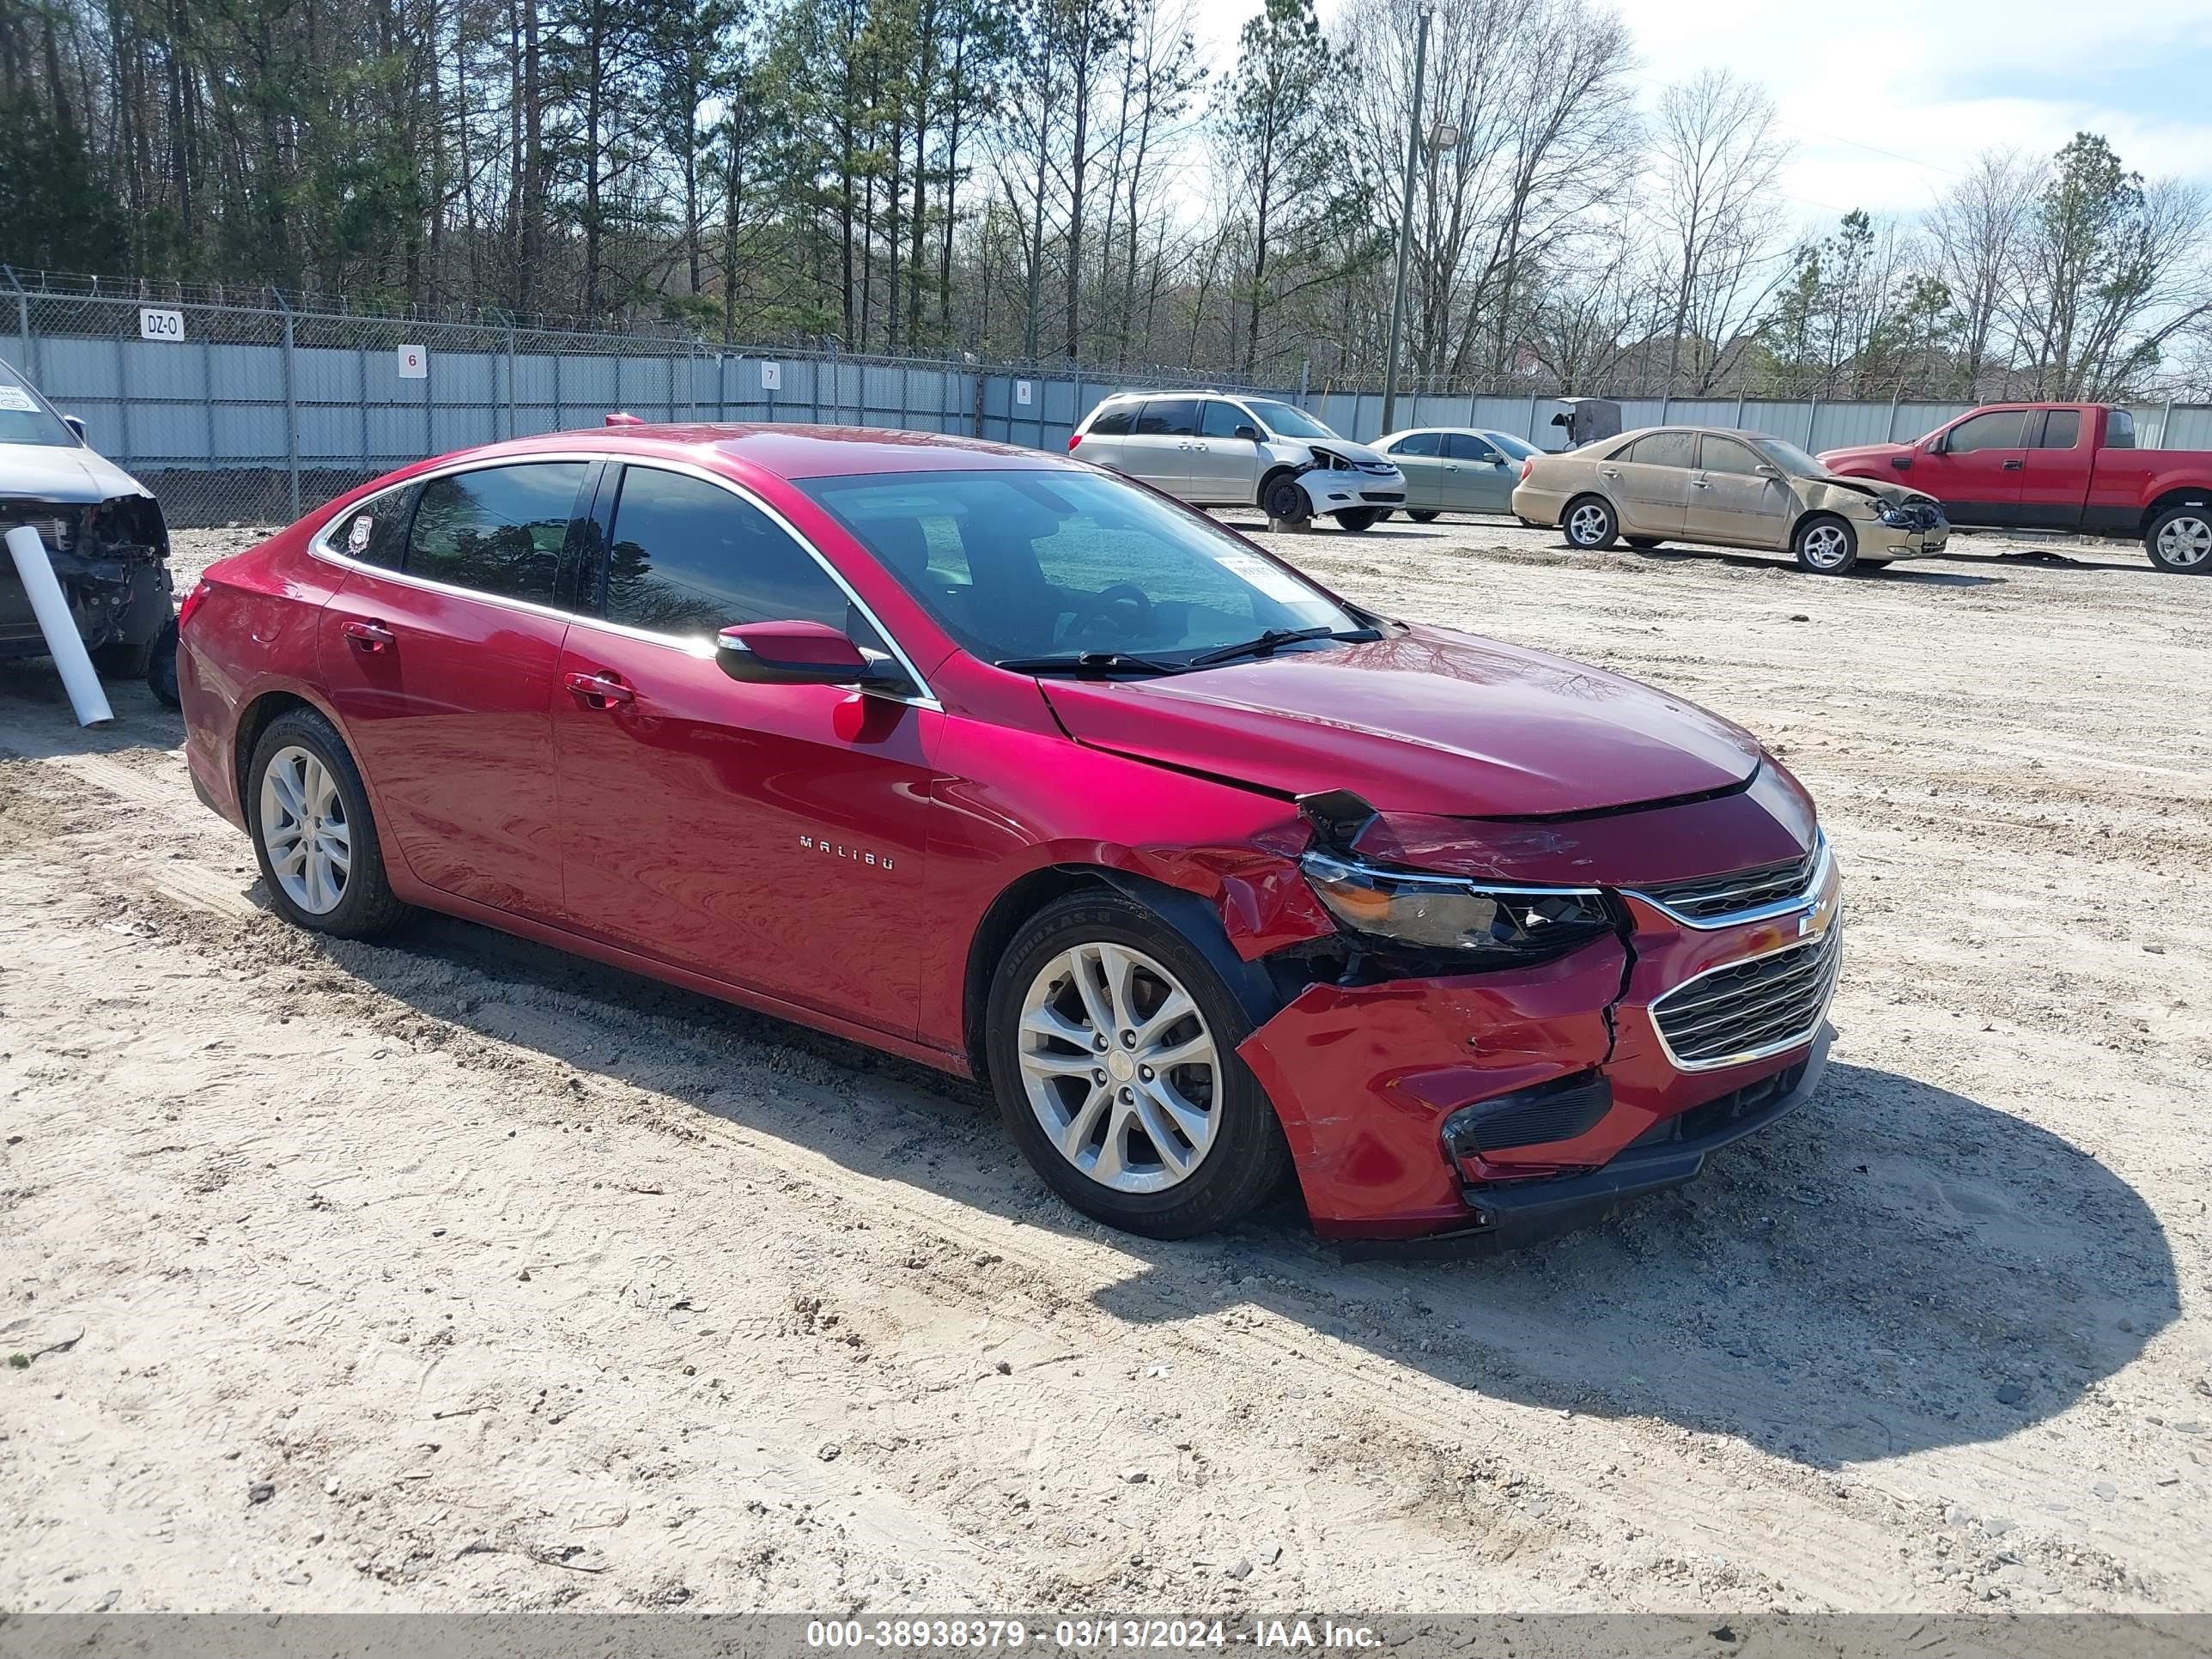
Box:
0, 496, 172, 659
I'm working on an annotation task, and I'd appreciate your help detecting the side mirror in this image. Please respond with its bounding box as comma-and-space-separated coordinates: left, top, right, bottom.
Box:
716, 621, 901, 690
62, 415, 86, 442
1233, 424, 1261, 442
1890, 453, 1912, 470
1754, 464, 1783, 479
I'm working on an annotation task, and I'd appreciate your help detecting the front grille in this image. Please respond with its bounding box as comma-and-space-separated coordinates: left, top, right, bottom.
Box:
1360, 489, 1405, 503
1626, 1056, 1808, 1149
1355, 460, 1397, 475
1444, 1072, 1612, 1155
1651, 924, 1840, 1070
1639, 847, 1816, 921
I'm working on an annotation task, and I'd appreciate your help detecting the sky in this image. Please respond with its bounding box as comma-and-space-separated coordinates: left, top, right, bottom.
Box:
1187, 0, 2212, 232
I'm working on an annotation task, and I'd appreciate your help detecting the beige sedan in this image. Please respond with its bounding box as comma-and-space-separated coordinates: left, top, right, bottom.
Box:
1510, 426, 1949, 574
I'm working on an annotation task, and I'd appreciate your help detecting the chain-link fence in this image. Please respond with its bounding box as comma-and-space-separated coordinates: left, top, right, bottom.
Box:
8, 270, 2210, 529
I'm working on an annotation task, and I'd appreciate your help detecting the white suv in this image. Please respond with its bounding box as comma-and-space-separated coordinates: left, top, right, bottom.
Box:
1068, 392, 1406, 531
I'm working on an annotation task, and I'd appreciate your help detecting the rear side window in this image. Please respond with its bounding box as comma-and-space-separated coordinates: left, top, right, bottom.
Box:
405, 463, 586, 604
1134, 398, 1200, 436
2038, 410, 2081, 449
602, 466, 860, 639
1086, 405, 1134, 437
1945, 410, 2026, 453
1625, 431, 1696, 468
327, 484, 414, 568
1389, 432, 1442, 458
1443, 433, 1498, 462
2106, 409, 2135, 449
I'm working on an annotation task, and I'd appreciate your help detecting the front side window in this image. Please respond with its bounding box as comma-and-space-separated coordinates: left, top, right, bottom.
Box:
1698, 435, 1765, 475
1389, 431, 1442, 458
1086, 405, 1134, 437
1443, 433, 1498, 462
405, 462, 586, 604
1752, 437, 1827, 477
1134, 398, 1200, 437
1486, 432, 1540, 461
802, 468, 1360, 666
327, 484, 415, 568
1944, 410, 2027, 453
1243, 399, 1337, 441
1625, 431, 1696, 469
1200, 401, 1252, 439
602, 466, 863, 640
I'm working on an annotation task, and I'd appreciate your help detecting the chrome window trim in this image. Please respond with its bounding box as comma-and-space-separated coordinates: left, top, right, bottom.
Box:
1647, 920, 1842, 1074
1622, 831, 1831, 931
307, 450, 940, 709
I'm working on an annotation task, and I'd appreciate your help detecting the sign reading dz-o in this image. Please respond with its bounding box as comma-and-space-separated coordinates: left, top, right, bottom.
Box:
398, 344, 428, 380
139, 307, 186, 342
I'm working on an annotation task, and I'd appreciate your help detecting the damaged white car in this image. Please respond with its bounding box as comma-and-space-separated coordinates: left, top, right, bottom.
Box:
1069, 391, 1407, 531
0, 356, 176, 703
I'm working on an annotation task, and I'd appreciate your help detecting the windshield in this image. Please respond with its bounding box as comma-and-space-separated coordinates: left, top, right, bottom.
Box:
1243, 399, 1338, 441
0, 358, 78, 449
800, 468, 1361, 667
1752, 436, 1828, 477
1486, 431, 1540, 461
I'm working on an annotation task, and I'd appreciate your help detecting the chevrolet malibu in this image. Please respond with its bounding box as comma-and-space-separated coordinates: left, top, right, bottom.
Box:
179, 424, 1841, 1251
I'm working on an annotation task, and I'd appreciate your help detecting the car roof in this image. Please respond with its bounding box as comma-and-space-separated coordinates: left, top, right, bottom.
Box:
420, 422, 1070, 481
1097, 389, 1233, 402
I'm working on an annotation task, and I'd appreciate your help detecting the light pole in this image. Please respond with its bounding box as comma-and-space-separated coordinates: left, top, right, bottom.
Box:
1378, 1, 1434, 437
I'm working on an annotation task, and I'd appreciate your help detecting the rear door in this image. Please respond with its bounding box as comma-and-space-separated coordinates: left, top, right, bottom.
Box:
551, 462, 936, 1035
1605, 431, 1694, 536
1186, 399, 1263, 506
1443, 432, 1516, 512
318, 459, 592, 921
1915, 408, 2028, 524
1121, 397, 1200, 495
2011, 407, 2093, 528
1073, 402, 1134, 471
1686, 433, 1792, 548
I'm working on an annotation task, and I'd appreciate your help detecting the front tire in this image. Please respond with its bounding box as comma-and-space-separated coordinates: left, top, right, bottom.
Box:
246, 708, 406, 938
145, 615, 180, 708
1794, 514, 1858, 574
1409, 510, 1441, 524
2148, 507, 2212, 573
1563, 495, 1618, 550
985, 890, 1291, 1239
91, 635, 155, 678
1334, 507, 1382, 532
1261, 472, 1309, 526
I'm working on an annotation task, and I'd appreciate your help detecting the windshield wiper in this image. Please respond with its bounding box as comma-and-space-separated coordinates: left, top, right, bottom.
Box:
1183, 625, 1375, 669
994, 650, 1182, 677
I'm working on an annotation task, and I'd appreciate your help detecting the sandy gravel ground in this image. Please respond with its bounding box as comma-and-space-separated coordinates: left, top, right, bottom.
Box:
2, 514, 2209, 1614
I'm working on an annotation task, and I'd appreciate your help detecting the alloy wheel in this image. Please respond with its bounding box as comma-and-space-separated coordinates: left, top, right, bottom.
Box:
2157, 514, 2212, 569
258, 744, 351, 915
1016, 942, 1220, 1194
1568, 503, 1610, 546
1801, 523, 1851, 569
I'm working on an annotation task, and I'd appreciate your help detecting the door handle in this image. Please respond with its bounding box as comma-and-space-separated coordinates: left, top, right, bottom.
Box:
340, 618, 395, 653
1600, 467, 1620, 477
1689, 478, 1710, 489
2001, 459, 2024, 471
563, 670, 635, 708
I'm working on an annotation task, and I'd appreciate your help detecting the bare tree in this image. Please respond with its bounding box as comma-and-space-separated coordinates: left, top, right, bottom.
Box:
1929, 148, 2039, 395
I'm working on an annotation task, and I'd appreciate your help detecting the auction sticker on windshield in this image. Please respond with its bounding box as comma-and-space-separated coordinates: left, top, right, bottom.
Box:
1215, 550, 1312, 604
0, 386, 36, 413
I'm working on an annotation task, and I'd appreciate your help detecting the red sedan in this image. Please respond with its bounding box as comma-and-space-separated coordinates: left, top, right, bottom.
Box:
177, 423, 1841, 1251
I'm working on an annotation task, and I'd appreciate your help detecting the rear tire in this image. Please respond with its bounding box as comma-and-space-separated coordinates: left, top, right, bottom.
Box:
985, 890, 1292, 1239
1563, 495, 1619, 550
91, 635, 155, 678
1410, 510, 1441, 524
145, 615, 180, 708
246, 708, 407, 939
1334, 507, 1382, 532
1793, 514, 1858, 574
2147, 507, 2212, 573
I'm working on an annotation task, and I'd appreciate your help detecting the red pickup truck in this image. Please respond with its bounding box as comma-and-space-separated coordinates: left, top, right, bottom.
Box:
1820, 403, 2212, 574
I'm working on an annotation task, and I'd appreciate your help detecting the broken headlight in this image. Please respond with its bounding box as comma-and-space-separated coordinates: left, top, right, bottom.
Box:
1300, 851, 1615, 961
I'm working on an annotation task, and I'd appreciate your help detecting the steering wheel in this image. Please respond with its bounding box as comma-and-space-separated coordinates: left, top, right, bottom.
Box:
1060, 580, 1153, 641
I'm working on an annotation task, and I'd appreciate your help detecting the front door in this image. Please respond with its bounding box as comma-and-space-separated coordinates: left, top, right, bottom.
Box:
1913, 408, 2028, 525
1384, 432, 1444, 511
1121, 397, 1200, 495
552, 462, 936, 1036
1442, 433, 1516, 513
1186, 399, 1264, 507
1606, 430, 1693, 537
1685, 433, 1793, 548
318, 459, 592, 921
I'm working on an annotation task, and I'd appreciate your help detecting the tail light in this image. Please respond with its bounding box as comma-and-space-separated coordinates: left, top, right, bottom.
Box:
1519, 459, 1534, 483
1066, 434, 1084, 452
175, 579, 213, 636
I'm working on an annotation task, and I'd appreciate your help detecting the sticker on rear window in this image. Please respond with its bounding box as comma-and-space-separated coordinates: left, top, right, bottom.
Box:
347, 514, 374, 553
1216, 550, 1312, 604
0, 386, 36, 412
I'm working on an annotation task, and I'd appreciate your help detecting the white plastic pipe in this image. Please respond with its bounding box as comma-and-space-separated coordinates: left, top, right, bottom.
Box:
6, 523, 113, 727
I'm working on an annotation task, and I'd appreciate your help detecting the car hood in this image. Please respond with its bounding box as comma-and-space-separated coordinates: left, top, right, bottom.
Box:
1802, 471, 1938, 510
1815, 441, 1911, 471
1037, 623, 1763, 817
0, 441, 151, 504
1304, 437, 1395, 468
